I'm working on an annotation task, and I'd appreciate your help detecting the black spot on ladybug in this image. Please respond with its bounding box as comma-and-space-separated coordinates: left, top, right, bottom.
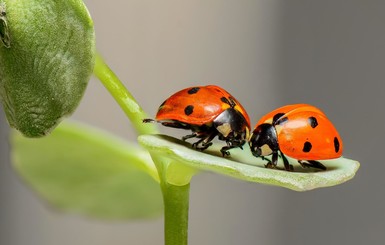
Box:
302, 141, 312, 153
220, 96, 237, 108
334, 137, 340, 153
228, 97, 237, 107
184, 105, 194, 116
277, 116, 289, 125
220, 97, 228, 103
272, 113, 285, 124
308, 116, 318, 128
187, 87, 200, 94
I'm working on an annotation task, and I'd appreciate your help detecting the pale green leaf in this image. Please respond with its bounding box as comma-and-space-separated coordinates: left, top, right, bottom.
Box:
12, 121, 163, 220
138, 134, 360, 191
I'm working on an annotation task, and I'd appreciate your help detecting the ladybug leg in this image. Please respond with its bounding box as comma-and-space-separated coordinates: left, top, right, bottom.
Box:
220, 147, 231, 157
220, 144, 235, 157
191, 139, 212, 151
279, 152, 294, 171
298, 160, 327, 170
142, 118, 156, 123
182, 132, 199, 141
191, 133, 216, 151
265, 152, 294, 171
257, 156, 273, 167
308, 160, 327, 170
265, 151, 278, 169
200, 134, 216, 149
261, 156, 272, 164
219, 140, 245, 157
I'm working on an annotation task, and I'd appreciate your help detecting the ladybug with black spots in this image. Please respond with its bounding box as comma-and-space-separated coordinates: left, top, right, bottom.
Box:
143, 85, 251, 156
249, 104, 343, 171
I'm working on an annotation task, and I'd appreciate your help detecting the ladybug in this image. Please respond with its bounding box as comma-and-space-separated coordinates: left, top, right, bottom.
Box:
249, 104, 343, 171
143, 85, 251, 156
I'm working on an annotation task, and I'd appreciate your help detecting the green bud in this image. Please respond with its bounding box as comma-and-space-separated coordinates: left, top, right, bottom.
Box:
0, 0, 95, 137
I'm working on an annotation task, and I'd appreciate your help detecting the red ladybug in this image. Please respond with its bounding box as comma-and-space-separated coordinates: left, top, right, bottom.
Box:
143, 85, 251, 156
249, 104, 343, 171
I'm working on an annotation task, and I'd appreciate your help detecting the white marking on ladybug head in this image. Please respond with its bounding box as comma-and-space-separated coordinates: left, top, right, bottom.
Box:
260, 144, 273, 156
216, 123, 232, 137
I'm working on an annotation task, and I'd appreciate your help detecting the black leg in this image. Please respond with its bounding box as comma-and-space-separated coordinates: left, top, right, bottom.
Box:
182, 132, 198, 141
220, 145, 237, 157
142, 118, 156, 123
220, 147, 231, 157
261, 156, 272, 164
298, 160, 327, 170
280, 152, 293, 171
191, 133, 216, 151
219, 140, 245, 157
265, 151, 278, 169
191, 137, 208, 150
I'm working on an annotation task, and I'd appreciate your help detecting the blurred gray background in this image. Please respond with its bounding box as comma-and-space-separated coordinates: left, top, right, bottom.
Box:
0, 0, 384, 244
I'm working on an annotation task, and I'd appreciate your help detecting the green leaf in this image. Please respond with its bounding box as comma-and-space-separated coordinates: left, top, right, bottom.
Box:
12, 121, 163, 220
0, 0, 95, 137
138, 134, 360, 191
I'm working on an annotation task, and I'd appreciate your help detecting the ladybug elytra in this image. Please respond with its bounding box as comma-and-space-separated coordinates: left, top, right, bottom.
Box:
249, 104, 343, 171
143, 85, 250, 156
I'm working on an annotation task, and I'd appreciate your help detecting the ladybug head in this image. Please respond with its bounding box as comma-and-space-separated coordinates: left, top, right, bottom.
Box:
249, 123, 278, 157
213, 107, 250, 145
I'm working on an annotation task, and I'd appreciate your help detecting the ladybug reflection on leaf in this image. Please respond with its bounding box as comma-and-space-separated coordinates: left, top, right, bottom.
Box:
143, 85, 250, 156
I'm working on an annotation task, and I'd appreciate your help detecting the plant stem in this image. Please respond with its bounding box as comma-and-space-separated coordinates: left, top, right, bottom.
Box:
93, 53, 158, 136
94, 53, 191, 245
161, 182, 190, 245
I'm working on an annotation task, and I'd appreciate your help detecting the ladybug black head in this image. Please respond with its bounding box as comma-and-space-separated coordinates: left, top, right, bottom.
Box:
213, 107, 250, 145
249, 123, 278, 157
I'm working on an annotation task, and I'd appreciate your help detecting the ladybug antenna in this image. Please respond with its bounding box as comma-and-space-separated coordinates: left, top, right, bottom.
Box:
220, 97, 236, 108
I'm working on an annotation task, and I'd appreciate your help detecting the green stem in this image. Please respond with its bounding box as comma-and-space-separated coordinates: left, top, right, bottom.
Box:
161, 182, 190, 245
94, 53, 191, 245
93, 53, 158, 135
